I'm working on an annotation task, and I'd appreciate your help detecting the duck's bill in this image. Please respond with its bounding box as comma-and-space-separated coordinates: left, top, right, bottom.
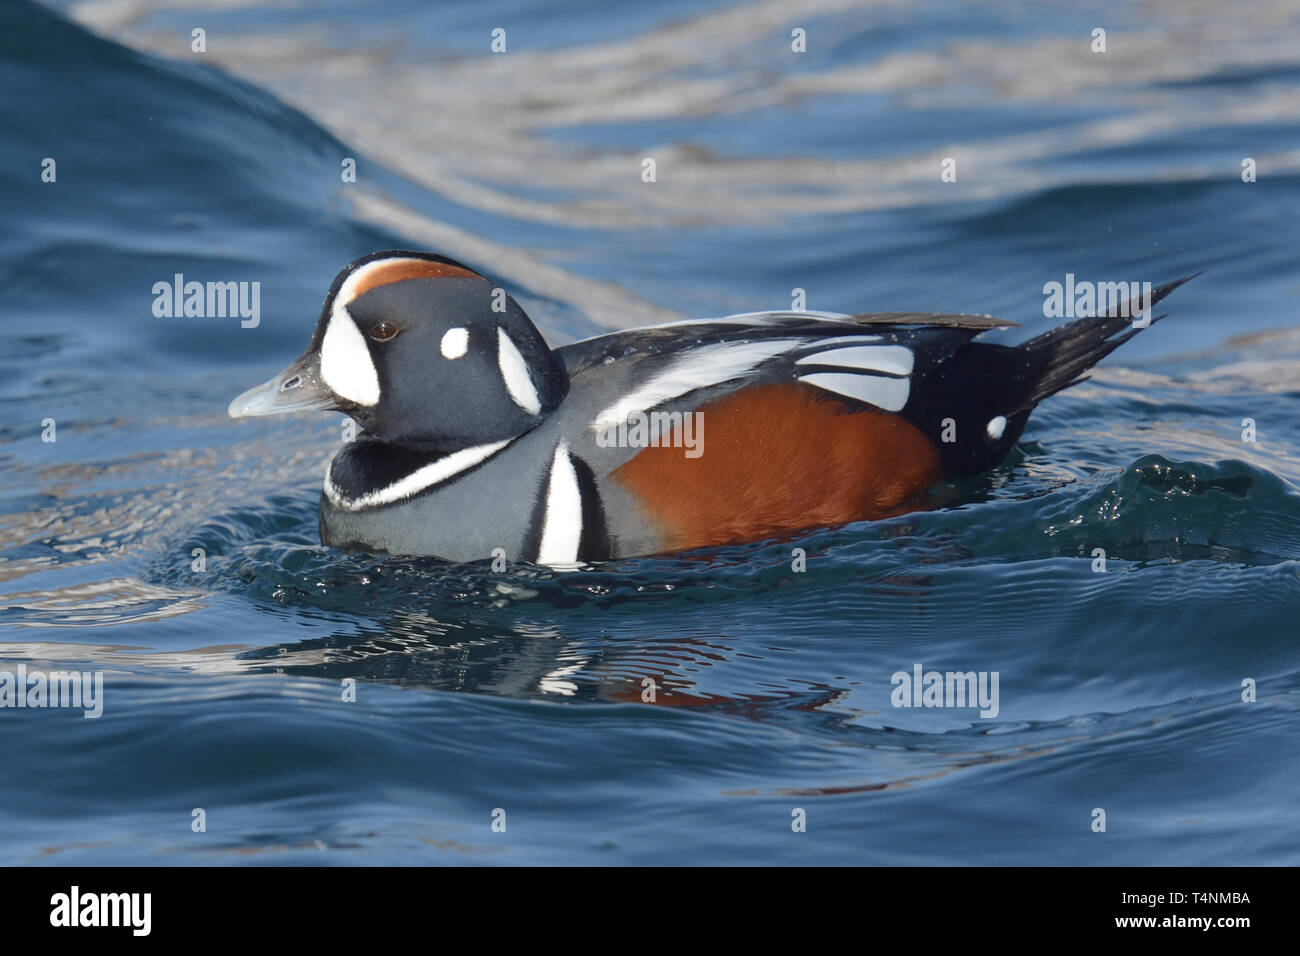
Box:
227, 355, 338, 419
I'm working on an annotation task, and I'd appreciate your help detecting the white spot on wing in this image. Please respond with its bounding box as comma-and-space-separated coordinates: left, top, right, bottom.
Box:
498, 328, 541, 415
800, 372, 910, 411
537, 440, 582, 567
441, 327, 469, 359
324, 439, 510, 510
320, 304, 380, 406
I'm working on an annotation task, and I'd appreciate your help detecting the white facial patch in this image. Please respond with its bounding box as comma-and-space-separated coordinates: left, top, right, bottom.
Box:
497, 328, 541, 415
441, 327, 469, 360
987, 415, 1007, 440
320, 255, 455, 406
320, 304, 380, 406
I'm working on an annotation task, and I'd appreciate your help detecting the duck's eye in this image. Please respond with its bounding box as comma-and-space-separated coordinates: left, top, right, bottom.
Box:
369, 322, 399, 342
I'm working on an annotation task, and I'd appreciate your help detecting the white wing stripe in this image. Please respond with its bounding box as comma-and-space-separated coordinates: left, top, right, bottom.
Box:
620, 310, 855, 330
795, 344, 914, 376
800, 372, 910, 412
591, 339, 798, 431
787, 335, 882, 348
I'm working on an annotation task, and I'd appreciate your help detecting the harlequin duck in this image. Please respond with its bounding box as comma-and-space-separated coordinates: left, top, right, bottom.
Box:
229, 250, 1191, 564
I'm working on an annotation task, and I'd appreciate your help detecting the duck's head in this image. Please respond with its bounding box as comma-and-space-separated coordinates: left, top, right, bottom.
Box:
228, 251, 567, 448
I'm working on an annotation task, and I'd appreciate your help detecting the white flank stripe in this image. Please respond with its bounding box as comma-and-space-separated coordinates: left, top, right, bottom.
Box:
795, 344, 913, 376
324, 439, 510, 510
536, 440, 583, 567
800, 372, 911, 411
497, 328, 542, 415
591, 339, 798, 431
320, 304, 381, 406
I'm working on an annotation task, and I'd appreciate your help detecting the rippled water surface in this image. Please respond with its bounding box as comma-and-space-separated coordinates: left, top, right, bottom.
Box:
2, 0, 1299, 864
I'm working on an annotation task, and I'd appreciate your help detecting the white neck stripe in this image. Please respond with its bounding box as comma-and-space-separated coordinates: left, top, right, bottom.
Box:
498, 328, 542, 415
324, 439, 511, 511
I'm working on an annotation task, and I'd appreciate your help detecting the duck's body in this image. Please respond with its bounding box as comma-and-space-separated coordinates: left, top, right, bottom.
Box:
230, 251, 1190, 564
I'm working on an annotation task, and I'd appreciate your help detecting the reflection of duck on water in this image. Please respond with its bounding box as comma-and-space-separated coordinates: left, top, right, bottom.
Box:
237, 606, 845, 713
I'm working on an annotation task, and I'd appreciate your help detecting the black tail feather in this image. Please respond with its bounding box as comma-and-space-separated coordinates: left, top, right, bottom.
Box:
1012, 274, 1199, 411
902, 273, 1197, 476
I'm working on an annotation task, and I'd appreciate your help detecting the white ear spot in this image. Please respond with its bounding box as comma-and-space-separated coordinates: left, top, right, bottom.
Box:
320, 305, 380, 406
497, 328, 541, 415
441, 327, 469, 360
987, 415, 1007, 440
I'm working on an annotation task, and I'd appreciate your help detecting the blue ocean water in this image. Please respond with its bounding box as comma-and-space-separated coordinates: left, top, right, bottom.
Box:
2, 0, 1299, 864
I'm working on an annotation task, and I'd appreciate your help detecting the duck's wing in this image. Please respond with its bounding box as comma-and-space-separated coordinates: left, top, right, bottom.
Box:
558, 309, 1016, 375
558, 309, 1018, 422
